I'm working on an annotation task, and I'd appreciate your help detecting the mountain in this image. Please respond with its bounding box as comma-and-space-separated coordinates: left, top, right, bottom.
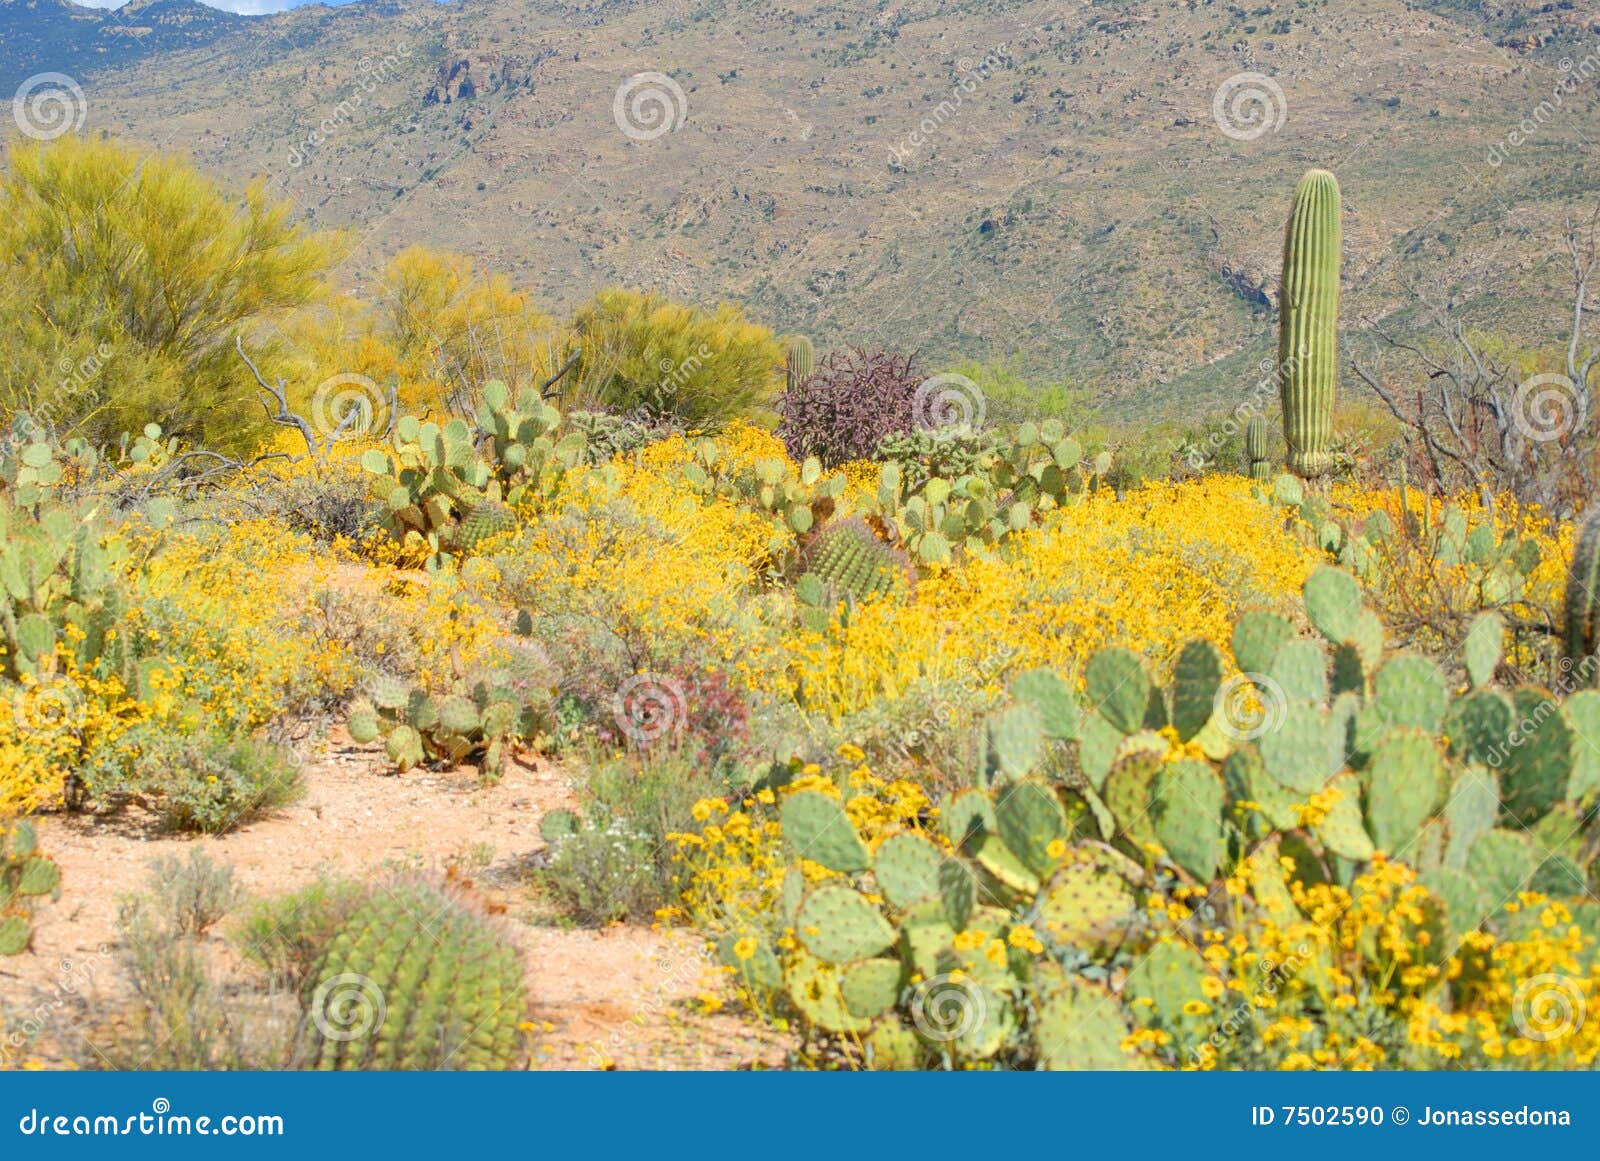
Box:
6, 0, 1600, 422
0, 0, 253, 88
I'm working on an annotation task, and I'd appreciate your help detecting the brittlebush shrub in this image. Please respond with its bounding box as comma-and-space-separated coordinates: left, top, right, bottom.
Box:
567, 287, 784, 427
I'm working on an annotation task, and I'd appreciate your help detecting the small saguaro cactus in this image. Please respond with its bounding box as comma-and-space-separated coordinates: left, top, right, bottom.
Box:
1245, 414, 1271, 481
1563, 509, 1600, 683
1278, 168, 1342, 479
786, 336, 815, 393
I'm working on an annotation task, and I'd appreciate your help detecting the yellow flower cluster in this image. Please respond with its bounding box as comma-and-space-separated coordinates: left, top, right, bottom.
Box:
1135, 855, 1600, 1070
786, 476, 1322, 720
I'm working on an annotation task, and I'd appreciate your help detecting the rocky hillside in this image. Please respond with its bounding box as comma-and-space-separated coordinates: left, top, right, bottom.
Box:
7, 0, 1600, 420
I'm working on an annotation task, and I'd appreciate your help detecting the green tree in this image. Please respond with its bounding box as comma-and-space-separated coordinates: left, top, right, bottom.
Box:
0, 135, 343, 453
567, 287, 784, 427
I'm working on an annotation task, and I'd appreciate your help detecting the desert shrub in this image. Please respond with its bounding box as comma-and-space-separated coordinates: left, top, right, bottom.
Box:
0, 135, 341, 454
777, 347, 923, 466
567, 287, 784, 427
941, 357, 1092, 429
232, 873, 366, 989
252, 464, 382, 544
108, 862, 292, 1070
87, 725, 303, 834
143, 849, 243, 936
541, 810, 660, 925
540, 748, 729, 925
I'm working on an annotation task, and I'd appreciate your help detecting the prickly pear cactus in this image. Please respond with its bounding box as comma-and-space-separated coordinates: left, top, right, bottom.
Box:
300, 873, 528, 1070
718, 562, 1600, 1068
0, 820, 61, 956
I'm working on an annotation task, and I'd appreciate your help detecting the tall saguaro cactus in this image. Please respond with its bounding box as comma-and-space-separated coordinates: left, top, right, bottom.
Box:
1278, 169, 1342, 478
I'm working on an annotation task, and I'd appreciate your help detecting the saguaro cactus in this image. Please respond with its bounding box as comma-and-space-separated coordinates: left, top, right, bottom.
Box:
1563, 509, 1600, 683
786, 336, 815, 394
1245, 414, 1271, 481
1278, 169, 1342, 478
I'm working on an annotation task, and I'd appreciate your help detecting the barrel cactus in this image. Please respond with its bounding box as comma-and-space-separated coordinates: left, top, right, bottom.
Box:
1278, 168, 1342, 478
787, 335, 815, 393
299, 873, 528, 1070
1245, 414, 1271, 481
1564, 509, 1600, 682
800, 518, 911, 608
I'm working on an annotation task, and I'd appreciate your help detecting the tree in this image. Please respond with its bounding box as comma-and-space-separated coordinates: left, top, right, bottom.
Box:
1352, 208, 1600, 518
567, 287, 784, 427
0, 135, 342, 454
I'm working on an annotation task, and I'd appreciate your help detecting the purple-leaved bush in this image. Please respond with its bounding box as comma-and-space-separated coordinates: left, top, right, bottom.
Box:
777, 347, 923, 466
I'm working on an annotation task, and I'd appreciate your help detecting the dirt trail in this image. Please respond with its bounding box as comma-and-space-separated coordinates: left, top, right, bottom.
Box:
2, 732, 786, 1070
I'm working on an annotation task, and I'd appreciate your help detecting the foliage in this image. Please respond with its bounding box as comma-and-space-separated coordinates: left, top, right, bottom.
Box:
675, 570, 1600, 1068
0, 135, 341, 454
777, 347, 924, 467
88, 725, 304, 835
142, 849, 242, 936
0, 820, 61, 956
567, 287, 784, 427
107, 860, 289, 1070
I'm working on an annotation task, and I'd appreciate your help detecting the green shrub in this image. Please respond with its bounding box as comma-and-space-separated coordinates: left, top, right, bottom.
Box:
143, 850, 242, 936
87, 726, 303, 834
0, 136, 341, 455
567, 287, 784, 427
232, 874, 365, 989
